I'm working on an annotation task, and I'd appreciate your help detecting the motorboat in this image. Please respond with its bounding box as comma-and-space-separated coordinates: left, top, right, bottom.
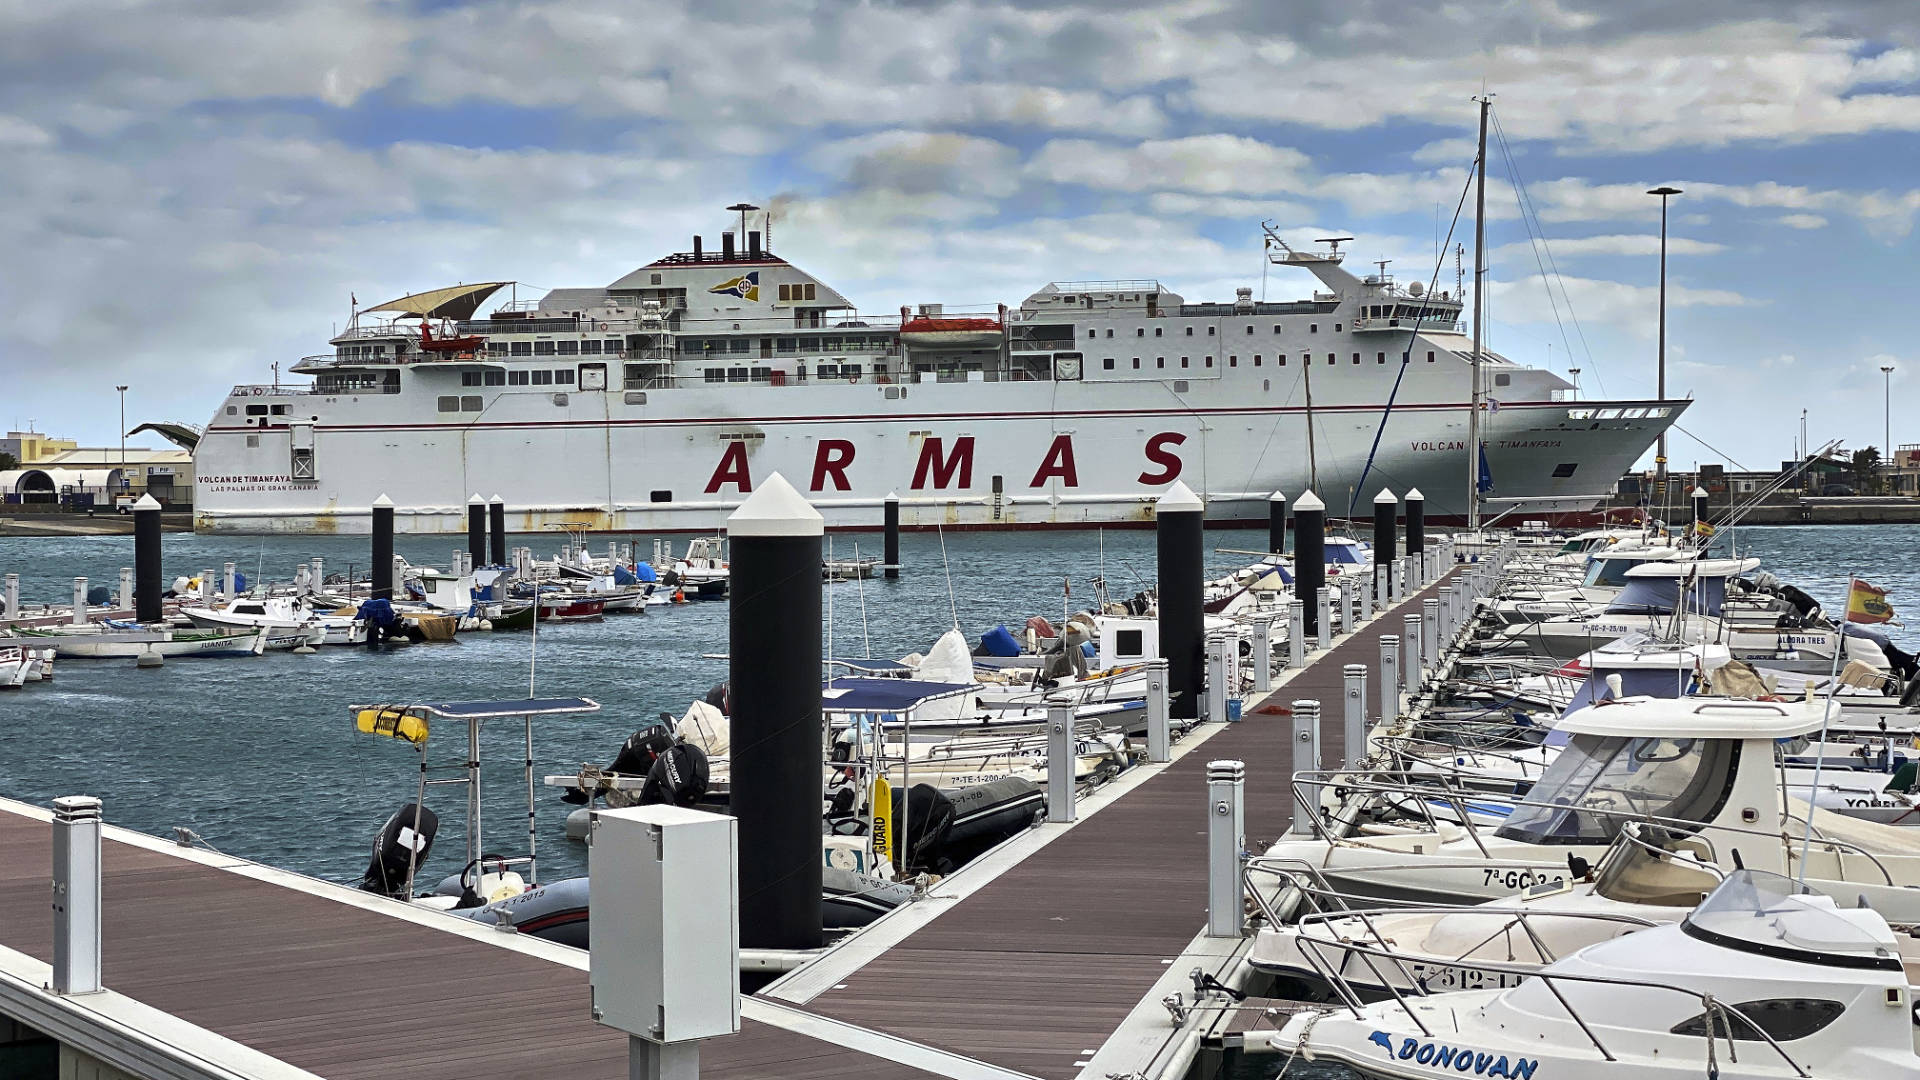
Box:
1259, 695, 1920, 918
7, 623, 304, 658
181, 595, 366, 645
1273, 869, 1920, 1079
0, 643, 54, 687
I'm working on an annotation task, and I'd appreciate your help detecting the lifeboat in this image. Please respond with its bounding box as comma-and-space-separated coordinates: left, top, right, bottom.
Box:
899, 316, 1003, 349
418, 322, 485, 354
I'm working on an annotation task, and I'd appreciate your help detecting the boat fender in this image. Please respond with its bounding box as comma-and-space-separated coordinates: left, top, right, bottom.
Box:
639, 743, 711, 808
359, 803, 439, 899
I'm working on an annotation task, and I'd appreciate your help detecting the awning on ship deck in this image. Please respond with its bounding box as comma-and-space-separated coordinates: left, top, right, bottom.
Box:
365, 282, 513, 321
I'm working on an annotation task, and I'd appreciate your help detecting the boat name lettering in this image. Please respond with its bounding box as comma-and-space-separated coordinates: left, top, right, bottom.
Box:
698, 433, 1189, 494
1494, 439, 1562, 450
1368, 1032, 1537, 1078
1479, 869, 1563, 891
201, 474, 295, 484
1410, 440, 1467, 452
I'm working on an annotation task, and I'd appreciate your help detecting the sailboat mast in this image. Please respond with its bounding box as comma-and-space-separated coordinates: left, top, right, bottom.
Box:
1467, 95, 1490, 532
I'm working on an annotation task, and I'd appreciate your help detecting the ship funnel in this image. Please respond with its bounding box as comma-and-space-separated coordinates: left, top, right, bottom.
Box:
693, 234, 703, 259
748, 231, 762, 259
722, 231, 736, 260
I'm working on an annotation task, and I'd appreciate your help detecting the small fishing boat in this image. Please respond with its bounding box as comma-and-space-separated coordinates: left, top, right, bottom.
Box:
182, 596, 365, 645
0, 643, 54, 687
10, 624, 300, 658
537, 596, 605, 622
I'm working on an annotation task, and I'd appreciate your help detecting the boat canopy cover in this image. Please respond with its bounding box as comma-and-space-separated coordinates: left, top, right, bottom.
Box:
1557, 695, 1829, 739
366, 282, 512, 321
1325, 539, 1368, 564
822, 677, 975, 713
347, 697, 601, 720
1604, 573, 1726, 616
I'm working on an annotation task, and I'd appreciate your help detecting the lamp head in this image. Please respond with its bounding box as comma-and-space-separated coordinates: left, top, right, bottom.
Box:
1647, 186, 1682, 197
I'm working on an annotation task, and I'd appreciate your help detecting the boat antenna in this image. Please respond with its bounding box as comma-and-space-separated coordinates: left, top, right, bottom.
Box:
1797, 574, 1857, 883
854, 541, 872, 658
826, 534, 836, 668
937, 522, 959, 630
528, 552, 539, 698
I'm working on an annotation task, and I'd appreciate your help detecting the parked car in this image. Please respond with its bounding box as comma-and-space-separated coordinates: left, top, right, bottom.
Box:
1820, 483, 1857, 496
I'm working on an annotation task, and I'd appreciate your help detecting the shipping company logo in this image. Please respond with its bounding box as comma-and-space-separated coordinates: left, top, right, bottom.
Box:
709, 272, 759, 301
1367, 1031, 1539, 1078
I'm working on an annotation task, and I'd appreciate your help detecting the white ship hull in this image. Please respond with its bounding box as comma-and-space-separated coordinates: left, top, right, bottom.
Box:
195, 380, 1680, 533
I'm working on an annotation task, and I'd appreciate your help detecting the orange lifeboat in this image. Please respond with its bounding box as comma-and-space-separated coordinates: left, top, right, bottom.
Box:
419, 322, 485, 354
898, 316, 1003, 349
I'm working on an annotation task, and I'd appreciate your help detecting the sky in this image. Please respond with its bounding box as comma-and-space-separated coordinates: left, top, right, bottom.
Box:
3, 0, 1917, 472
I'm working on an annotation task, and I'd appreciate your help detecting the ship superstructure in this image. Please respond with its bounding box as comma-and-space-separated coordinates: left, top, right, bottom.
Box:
195, 211, 1683, 533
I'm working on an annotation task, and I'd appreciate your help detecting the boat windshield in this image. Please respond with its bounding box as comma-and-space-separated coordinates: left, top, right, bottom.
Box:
1581, 557, 1643, 588
1604, 574, 1727, 617
1682, 870, 1901, 971
1559, 667, 1700, 717
1495, 733, 1739, 845
1592, 824, 1722, 906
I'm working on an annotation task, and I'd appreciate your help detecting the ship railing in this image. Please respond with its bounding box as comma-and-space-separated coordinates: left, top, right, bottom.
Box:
229, 384, 317, 397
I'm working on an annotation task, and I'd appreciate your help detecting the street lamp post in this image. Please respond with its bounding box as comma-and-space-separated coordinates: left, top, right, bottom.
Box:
115, 385, 128, 504
1568, 367, 1581, 399
1647, 186, 1682, 496
1883, 364, 1896, 493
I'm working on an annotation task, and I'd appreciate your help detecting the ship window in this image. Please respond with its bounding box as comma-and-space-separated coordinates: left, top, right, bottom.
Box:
508, 370, 529, 386
1103, 357, 1115, 370
510, 341, 532, 356
1155, 327, 1163, 337
1089, 329, 1097, 339
246, 404, 269, 416
1427, 351, 1436, 362
1254, 355, 1262, 366
1205, 356, 1213, 367
804, 283, 817, 300
1402, 352, 1411, 363
557, 341, 579, 355
1495, 372, 1512, 387
1207, 326, 1215, 336
778, 284, 791, 301
461, 395, 482, 411
1309, 324, 1317, 333
1273, 324, 1282, 334
580, 340, 602, 354
625, 392, 647, 405
245, 434, 260, 447
1185, 326, 1193, 336
1229, 355, 1238, 367
225, 406, 237, 415
728, 367, 749, 382
604, 339, 623, 354
1670, 1000, 1845, 1043
1180, 356, 1189, 368
818, 364, 838, 377
1173, 380, 1189, 393
705, 369, 725, 383
437, 396, 459, 413
1105, 328, 1113, 338
844, 364, 863, 377
776, 337, 798, 352
1352, 353, 1360, 364
1136, 328, 1145, 337
1246, 326, 1254, 335
462, 372, 481, 387
651, 489, 672, 503
1377, 352, 1386, 364
484, 371, 505, 386
487, 341, 506, 355
1553, 463, 1578, 478
1335, 323, 1342, 332
532, 370, 553, 385
750, 366, 771, 381
1132, 358, 1140, 369
551, 392, 567, 405
1156, 357, 1165, 368
1327, 353, 1336, 365
1263, 379, 1270, 392
554, 368, 574, 384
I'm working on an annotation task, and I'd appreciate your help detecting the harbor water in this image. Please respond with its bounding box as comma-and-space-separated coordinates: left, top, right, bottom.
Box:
0, 525, 1913, 898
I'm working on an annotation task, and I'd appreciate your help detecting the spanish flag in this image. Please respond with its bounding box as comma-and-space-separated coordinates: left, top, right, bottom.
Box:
1845, 579, 1896, 625
1693, 519, 1716, 538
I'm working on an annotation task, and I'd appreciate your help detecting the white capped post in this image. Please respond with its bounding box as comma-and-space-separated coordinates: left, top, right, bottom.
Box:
1206, 760, 1247, 938
1422, 598, 1440, 667
200, 568, 214, 604
1378, 635, 1400, 723
1047, 703, 1077, 823
1389, 557, 1405, 604
1205, 635, 1231, 723
1342, 664, 1367, 769
1404, 614, 1424, 692
1287, 598, 1304, 669
5, 573, 18, 620
1145, 657, 1171, 763
71, 577, 87, 625
1316, 587, 1332, 650
118, 568, 134, 611
1251, 616, 1273, 693
51, 795, 103, 995
1289, 700, 1322, 836
222, 562, 236, 598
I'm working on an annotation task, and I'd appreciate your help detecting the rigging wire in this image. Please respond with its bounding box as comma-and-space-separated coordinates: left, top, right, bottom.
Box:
1490, 110, 1606, 397
1347, 160, 1479, 515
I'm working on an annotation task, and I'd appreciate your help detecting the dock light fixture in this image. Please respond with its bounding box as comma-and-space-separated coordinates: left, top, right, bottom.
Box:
1647, 186, 1682, 489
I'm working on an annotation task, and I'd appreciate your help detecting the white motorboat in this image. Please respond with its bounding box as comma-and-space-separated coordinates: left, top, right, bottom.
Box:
181, 596, 365, 645
1274, 869, 1920, 1079
1260, 695, 1920, 917
8, 624, 301, 658
0, 643, 54, 687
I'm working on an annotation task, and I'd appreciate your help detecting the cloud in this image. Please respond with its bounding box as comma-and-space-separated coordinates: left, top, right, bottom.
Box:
1027, 135, 1311, 194
1491, 235, 1726, 261
1489, 273, 1752, 338
1776, 213, 1829, 230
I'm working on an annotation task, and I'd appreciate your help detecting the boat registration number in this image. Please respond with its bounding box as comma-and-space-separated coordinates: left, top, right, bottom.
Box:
1401, 963, 1528, 992
1481, 868, 1564, 891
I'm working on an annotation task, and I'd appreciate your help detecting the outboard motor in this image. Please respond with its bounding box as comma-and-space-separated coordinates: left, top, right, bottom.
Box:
892, 783, 957, 875
703, 681, 730, 715
562, 723, 674, 804
1776, 584, 1820, 622
639, 742, 711, 807
359, 803, 439, 898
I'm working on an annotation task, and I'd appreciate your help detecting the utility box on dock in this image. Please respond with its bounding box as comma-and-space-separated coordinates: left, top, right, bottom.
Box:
589, 805, 740, 1044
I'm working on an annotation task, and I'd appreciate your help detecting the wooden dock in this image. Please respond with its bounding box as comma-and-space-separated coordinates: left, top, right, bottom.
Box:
0, 569, 1456, 1080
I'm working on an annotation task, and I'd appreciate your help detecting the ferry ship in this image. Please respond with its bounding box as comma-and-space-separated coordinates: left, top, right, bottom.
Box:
193, 212, 1684, 534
